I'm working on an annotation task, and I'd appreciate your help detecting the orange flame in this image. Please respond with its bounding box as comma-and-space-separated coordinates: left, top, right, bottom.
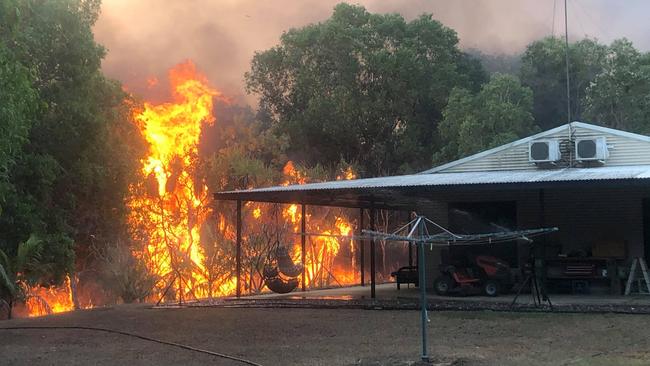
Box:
23, 62, 363, 316
337, 166, 357, 180
127, 60, 235, 301
281, 161, 307, 185
280, 162, 359, 289
23, 276, 82, 317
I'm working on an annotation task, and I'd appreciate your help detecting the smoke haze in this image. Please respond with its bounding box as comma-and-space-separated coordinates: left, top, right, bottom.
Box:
95, 0, 650, 105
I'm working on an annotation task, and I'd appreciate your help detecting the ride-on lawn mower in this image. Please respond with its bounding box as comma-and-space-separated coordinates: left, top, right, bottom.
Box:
433, 255, 513, 296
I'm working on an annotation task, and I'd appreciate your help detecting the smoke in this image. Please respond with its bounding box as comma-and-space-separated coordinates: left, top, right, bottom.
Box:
95, 0, 648, 105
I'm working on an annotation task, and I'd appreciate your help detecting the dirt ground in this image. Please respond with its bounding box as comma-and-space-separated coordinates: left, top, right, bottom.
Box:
1, 304, 650, 366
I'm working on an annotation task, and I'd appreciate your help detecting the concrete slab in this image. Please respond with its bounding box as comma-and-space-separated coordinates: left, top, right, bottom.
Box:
243, 282, 650, 307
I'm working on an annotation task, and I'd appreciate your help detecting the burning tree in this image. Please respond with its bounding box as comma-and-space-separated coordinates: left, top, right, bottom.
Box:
123, 59, 365, 302
127, 60, 228, 302
0, 235, 75, 318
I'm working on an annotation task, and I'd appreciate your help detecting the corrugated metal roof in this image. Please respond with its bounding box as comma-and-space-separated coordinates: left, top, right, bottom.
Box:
421, 122, 650, 174
218, 165, 650, 195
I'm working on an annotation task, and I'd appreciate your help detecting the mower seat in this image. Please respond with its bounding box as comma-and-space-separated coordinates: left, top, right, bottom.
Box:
452, 270, 480, 284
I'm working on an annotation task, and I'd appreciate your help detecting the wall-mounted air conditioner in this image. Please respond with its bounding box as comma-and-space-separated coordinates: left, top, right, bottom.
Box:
575, 136, 609, 161
529, 139, 561, 163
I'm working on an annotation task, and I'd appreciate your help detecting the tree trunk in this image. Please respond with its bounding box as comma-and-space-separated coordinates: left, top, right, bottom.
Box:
70, 273, 80, 310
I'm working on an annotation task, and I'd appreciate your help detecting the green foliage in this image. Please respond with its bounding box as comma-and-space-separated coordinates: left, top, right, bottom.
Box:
0, 45, 37, 207
5, 0, 650, 309
0, 234, 52, 312
436, 74, 537, 162
466, 48, 522, 75
14, 235, 45, 282
584, 39, 650, 134
520, 37, 608, 130
246, 3, 487, 176
0, 249, 14, 298
0, 0, 146, 295
199, 102, 284, 191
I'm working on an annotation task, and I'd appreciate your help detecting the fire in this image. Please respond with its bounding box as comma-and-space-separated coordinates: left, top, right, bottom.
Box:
18, 61, 366, 316
284, 203, 300, 224
277, 161, 358, 289
127, 60, 233, 301
252, 207, 262, 219
336, 217, 353, 236
281, 161, 307, 185
337, 166, 357, 180
23, 276, 76, 317
237, 162, 359, 292
26, 289, 73, 317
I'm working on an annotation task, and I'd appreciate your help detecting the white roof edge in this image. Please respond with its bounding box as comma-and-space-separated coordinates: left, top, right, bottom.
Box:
571, 121, 650, 142
421, 121, 650, 174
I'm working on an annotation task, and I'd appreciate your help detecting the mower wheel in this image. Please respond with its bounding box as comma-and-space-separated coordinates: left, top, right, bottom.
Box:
434, 275, 453, 296
484, 280, 499, 297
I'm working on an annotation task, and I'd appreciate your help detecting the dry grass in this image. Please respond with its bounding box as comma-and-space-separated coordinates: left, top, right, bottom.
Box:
1, 304, 650, 365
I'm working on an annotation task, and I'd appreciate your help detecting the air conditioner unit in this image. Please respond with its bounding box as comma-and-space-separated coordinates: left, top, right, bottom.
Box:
529, 139, 561, 163
575, 136, 609, 161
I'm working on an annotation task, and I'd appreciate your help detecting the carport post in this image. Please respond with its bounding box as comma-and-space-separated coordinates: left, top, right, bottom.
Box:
236, 200, 242, 298
408, 216, 413, 267
370, 205, 377, 299
359, 208, 365, 286
301, 204, 306, 292
417, 217, 430, 362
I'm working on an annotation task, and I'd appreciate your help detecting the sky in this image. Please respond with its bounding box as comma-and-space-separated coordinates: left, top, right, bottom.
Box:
94, 0, 650, 105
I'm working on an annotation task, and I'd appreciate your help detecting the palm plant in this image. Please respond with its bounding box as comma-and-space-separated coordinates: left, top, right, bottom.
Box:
0, 234, 47, 319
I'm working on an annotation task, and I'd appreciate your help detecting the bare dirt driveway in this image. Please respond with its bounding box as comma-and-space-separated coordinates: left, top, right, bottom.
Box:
1, 304, 650, 366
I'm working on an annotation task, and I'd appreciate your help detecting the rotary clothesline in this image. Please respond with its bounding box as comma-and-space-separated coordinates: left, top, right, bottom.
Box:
294, 215, 558, 247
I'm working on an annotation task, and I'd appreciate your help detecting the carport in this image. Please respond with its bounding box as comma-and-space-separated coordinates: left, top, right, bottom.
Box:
215, 164, 650, 298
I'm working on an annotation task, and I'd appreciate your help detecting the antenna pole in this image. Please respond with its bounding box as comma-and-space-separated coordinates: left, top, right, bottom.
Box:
551, 0, 557, 37
564, 0, 571, 123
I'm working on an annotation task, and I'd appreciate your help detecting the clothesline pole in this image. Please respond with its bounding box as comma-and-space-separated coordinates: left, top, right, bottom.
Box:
301, 204, 306, 292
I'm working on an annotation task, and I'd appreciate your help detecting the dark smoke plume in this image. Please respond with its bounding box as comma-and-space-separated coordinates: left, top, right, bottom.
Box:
95, 0, 647, 104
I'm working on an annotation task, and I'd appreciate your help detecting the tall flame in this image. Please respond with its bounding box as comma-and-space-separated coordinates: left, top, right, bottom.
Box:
127, 62, 358, 302
16, 61, 378, 317
128, 60, 231, 301
22, 61, 362, 316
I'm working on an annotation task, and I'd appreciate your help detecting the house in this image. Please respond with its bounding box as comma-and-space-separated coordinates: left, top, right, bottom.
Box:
215, 122, 650, 296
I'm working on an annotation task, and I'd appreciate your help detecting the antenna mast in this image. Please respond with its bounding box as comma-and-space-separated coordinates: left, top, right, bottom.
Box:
564, 0, 571, 124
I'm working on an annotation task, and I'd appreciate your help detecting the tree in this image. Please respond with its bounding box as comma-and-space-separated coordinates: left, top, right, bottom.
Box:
436, 73, 537, 162
246, 3, 487, 176
0, 235, 50, 318
520, 37, 608, 130
584, 39, 650, 134
198, 101, 285, 191
0, 0, 146, 297
466, 48, 522, 76
0, 45, 37, 211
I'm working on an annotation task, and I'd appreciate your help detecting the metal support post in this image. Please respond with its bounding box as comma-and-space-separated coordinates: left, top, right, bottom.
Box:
370, 205, 376, 299
408, 217, 414, 267
301, 204, 306, 291
359, 208, 365, 286
236, 200, 242, 298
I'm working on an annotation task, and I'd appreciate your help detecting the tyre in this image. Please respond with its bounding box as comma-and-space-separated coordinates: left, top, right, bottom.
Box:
484, 280, 499, 297
434, 275, 453, 296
